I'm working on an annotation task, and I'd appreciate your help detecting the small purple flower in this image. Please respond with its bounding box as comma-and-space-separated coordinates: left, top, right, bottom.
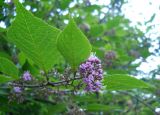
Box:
22, 71, 32, 81
95, 81, 102, 87
105, 51, 116, 60
79, 54, 103, 92
13, 87, 21, 93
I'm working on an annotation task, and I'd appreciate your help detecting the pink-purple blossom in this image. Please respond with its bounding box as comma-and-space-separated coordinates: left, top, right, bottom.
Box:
79, 55, 103, 92
105, 51, 116, 60
22, 71, 32, 81
13, 87, 21, 93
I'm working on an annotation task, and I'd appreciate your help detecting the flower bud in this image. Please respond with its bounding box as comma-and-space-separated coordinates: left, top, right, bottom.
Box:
22, 71, 32, 81
13, 87, 21, 93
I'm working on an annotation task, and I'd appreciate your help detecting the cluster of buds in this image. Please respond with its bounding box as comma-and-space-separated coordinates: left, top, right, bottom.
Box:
129, 49, 140, 58
13, 71, 32, 94
13, 87, 21, 93
79, 55, 103, 92
105, 51, 116, 60
105, 50, 116, 67
22, 71, 32, 81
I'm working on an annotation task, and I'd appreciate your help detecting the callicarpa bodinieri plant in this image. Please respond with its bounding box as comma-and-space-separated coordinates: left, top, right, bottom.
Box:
5, 1, 105, 103
0, 0, 153, 114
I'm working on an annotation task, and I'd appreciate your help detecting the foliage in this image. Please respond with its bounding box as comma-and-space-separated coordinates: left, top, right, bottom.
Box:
57, 17, 91, 70
7, 1, 62, 71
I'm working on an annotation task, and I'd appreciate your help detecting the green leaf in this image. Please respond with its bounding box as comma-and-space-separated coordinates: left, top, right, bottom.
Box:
57, 18, 92, 70
46, 103, 66, 114
0, 27, 6, 32
90, 24, 104, 37
0, 57, 19, 78
18, 51, 34, 66
23, 61, 40, 76
59, 0, 71, 10
92, 46, 105, 59
73, 95, 98, 103
104, 74, 150, 90
0, 75, 15, 83
18, 52, 27, 66
82, 103, 120, 112
84, 5, 101, 12
7, 1, 62, 71
107, 69, 128, 74
0, 52, 11, 60
140, 107, 154, 115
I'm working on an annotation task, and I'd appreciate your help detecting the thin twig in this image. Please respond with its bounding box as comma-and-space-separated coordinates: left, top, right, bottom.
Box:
44, 71, 49, 82
10, 77, 82, 88
47, 77, 82, 86
71, 71, 77, 85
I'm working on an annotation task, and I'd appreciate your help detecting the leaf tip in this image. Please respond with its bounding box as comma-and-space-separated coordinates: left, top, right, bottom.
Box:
13, 0, 19, 5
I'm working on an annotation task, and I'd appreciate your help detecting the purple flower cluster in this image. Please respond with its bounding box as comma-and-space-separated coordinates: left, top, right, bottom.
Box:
79, 55, 103, 92
22, 71, 32, 81
13, 87, 21, 93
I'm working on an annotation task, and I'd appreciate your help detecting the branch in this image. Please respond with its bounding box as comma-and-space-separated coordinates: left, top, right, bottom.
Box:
47, 76, 82, 86
10, 77, 82, 88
